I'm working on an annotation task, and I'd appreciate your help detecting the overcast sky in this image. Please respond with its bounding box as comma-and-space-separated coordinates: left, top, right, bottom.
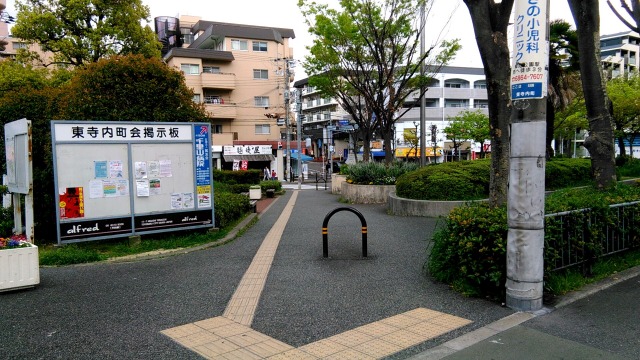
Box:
3, 0, 633, 80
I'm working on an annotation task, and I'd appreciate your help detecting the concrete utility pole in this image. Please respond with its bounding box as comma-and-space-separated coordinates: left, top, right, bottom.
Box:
506, 0, 550, 311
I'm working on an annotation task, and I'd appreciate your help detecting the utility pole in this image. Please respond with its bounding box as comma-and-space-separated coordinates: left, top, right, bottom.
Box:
505, 0, 550, 311
284, 58, 291, 182
296, 89, 302, 190
419, 3, 427, 167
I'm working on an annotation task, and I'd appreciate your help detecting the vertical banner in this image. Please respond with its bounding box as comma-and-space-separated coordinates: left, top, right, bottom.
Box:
194, 125, 212, 209
511, 0, 549, 100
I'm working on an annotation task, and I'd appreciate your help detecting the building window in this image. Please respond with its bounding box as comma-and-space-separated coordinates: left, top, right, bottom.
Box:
474, 100, 489, 108
253, 69, 269, 80
474, 81, 487, 89
193, 94, 201, 103
203, 66, 220, 74
253, 41, 267, 52
212, 125, 223, 134
231, 39, 248, 51
12, 42, 28, 50
255, 124, 270, 134
445, 99, 469, 108
180, 64, 199, 75
255, 96, 270, 107
181, 28, 194, 45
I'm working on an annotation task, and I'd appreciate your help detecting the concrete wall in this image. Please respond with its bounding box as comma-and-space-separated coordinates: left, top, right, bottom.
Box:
387, 191, 488, 217
341, 183, 395, 204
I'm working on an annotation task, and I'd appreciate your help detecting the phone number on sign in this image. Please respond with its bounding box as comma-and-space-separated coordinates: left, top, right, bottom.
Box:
512, 73, 544, 82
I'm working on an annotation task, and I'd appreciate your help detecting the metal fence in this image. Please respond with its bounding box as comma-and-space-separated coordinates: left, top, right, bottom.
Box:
544, 201, 640, 271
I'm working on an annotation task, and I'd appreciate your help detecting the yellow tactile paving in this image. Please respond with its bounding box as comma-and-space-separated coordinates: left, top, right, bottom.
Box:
222, 191, 299, 326
161, 191, 474, 359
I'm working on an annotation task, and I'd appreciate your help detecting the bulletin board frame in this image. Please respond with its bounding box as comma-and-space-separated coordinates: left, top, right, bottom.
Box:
51, 121, 214, 244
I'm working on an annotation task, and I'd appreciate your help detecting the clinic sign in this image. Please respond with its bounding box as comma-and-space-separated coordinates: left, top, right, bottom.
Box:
511, 0, 549, 100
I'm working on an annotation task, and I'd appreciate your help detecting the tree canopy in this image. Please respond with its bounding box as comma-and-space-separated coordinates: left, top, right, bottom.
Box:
299, 0, 459, 163
60, 55, 208, 122
12, 0, 161, 66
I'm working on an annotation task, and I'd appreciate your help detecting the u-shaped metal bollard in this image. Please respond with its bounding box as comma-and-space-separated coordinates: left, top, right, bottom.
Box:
322, 206, 367, 258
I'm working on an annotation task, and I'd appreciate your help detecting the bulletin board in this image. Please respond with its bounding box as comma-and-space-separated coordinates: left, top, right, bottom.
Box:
51, 121, 214, 244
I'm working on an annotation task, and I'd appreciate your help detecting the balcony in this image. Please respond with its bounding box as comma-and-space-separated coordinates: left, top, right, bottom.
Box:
204, 102, 237, 120
201, 72, 236, 90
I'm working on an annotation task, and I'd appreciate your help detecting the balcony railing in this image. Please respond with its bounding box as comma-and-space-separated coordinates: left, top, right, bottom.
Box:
201, 72, 236, 90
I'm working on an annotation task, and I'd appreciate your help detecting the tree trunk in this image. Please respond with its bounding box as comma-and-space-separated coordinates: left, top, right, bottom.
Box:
568, 0, 617, 189
617, 136, 627, 157
464, 0, 514, 207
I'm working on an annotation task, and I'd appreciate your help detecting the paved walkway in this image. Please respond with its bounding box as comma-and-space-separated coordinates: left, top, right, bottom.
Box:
161, 191, 471, 359
1, 186, 638, 359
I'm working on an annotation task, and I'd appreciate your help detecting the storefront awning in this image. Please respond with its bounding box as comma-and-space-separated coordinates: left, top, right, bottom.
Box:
223, 154, 275, 162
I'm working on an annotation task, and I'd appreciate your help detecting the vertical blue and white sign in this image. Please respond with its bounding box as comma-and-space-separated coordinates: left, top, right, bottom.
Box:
511, 0, 549, 100
194, 125, 212, 208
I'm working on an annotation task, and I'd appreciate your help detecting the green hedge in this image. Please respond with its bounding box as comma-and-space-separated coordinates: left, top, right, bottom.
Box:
213, 191, 252, 228
259, 180, 282, 192
428, 184, 640, 299
345, 161, 419, 185
397, 158, 592, 201
213, 169, 261, 185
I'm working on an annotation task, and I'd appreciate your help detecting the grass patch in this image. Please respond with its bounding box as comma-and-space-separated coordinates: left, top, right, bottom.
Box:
545, 249, 640, 296
39, 214, 249, 266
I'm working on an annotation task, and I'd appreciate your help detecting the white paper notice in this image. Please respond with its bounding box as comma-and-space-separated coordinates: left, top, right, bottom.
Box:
135, 162, 148, 179
110, 160, 124, 178
182, 192, 194, 209
159, 159, 172, 177
136, 179, 150, 197
148, 161, 160, 178
171, 193, 182, 209
89, 180, 103, 198
117, 179, 129, 196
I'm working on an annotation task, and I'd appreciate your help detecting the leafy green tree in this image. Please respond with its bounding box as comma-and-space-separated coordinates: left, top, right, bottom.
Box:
607, 75, 640, 156
12, 0, 160, 66
443, 117, 469, 161
568, 0, 617, 189
446, 109, 491, 159
463, 0, 513, 207
554, 95, 589, 157
60, 55, 207, 122
299, 0, 459, 163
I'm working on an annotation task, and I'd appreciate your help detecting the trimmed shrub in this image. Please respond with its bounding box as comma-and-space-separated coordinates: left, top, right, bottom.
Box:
213, 191, 251, 228
259, 180, 282, 193
213, 169, 261, 185
545, 158, 592, 190
396, 159, 490, 200
398, 158, 594, 201
428, 203, 508, 299
345, 161, 419, 185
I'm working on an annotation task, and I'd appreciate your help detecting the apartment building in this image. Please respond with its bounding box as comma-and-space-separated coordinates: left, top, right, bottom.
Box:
600, 30, 639, 79
0, 1, 53, 64
294, 66, 489, 162
158, 15, 295, 148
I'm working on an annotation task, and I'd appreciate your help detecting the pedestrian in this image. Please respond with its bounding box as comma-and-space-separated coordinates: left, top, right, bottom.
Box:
263, 166, 270, 181
271, 169, 277, 180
